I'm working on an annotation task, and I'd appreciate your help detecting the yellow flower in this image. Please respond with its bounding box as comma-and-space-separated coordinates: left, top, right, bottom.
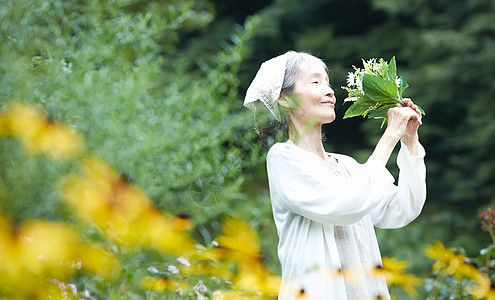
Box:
212, 290, 251, 299
326, 266, 359, 285
424, 240, 483, 282
61, 157, 196, 254
425, 240, 465, 275
234, 261, 281, 298
139, 277, 188, 294
37, 123, 84, 158
139, 277, 169, 293
0, 214, 120, 298
371, 257, 422, 299
214, 218, 281, 297
468, 274, 495, 300
455, 262, 483, 281
2, 103, 83, 158
3, 103, 46, 141
279, 277, 320, 300
217, 217, 261, 262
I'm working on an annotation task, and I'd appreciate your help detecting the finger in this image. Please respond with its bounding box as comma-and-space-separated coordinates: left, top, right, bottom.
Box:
414, 112, 423, 125
403, 98, 412, 106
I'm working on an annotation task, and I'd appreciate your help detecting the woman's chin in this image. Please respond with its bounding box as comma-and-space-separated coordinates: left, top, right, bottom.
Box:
321, 114, 336, 124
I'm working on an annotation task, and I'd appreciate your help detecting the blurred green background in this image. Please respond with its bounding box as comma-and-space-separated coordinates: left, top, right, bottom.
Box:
1, 0, 494, 297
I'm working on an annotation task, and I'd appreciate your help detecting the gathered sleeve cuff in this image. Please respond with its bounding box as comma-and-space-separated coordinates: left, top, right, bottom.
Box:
370, 141, 427, 228
267, 142, 396, 226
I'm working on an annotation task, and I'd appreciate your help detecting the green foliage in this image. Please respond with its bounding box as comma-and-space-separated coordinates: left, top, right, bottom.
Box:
0, 0, 267, 232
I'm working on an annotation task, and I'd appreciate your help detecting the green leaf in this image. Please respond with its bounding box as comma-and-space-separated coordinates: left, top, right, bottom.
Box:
362, 73, 399, 104
387, 56, 397, 81
417, 104, 426, 115
367, 103, 396, 120
399, 76, 409, 98
343, 95, 377, 119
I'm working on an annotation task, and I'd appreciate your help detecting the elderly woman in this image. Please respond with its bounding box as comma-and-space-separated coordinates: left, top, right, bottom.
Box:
244, 51, 426, 300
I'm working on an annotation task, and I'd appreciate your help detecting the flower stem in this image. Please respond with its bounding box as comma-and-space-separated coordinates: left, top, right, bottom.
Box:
488, 227, 495, 244
455, 279, 464, 300
426, 271, 446, 300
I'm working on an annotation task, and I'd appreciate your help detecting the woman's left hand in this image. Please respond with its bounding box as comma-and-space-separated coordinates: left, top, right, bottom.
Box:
397, 98, 422, 141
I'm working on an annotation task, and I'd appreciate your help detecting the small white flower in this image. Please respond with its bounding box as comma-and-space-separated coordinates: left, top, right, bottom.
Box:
147, 266, 159, 274
61, 59, 72, 73
49, 279, 65, 290
212, 240, 219, 247
177, 257, 191, 266
372, 63, 380, 71
356, 77, 364, 95
175, 287, 184, 295
212, 276, 221, 284
84, 290, 90, 297
365, 58, 375, 67
212, 290, 222, 297
196, 292, 206, 300
395, 76, 401, 87
225, 280, 233, 285
194, 280, 208, 293
346, 72, 355, 87
168, 265, 179, 274
68, 284, 77, 294
344, 97, 359, 102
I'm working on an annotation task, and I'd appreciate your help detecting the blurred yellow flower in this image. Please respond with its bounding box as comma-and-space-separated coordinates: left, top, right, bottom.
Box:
371, 257, 422, 299
235, 261, 281, 298
468, 274, 495, 300
217, 217, 261, 262
37, 123, 84, 158
0, 214, 120, 298
139, 277, 188, 294
139, 277, 170, 293
215, 218, 281, 298
211, 290, 252, 299
455, 262, 483, 281
425, 241, 468, 277
1, 103, 83, 158
61, 157, 196, 254
2, 103, 46, 140
326, 266, 359, 285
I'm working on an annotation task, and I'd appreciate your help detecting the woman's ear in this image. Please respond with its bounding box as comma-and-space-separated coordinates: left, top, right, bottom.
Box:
278, 94, 291, 109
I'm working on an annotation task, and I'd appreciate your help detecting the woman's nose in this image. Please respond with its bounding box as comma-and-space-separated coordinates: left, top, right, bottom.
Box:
325, 87, 334, 97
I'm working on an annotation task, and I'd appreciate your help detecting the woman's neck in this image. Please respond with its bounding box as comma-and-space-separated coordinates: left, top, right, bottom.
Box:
289, 121, 327, 159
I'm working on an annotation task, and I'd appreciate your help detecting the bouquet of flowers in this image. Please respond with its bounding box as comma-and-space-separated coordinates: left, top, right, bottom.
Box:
342, 57, 425, 127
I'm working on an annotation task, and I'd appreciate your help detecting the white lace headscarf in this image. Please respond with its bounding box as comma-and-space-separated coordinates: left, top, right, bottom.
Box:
244, 52, 289, 121
244, 51, 327, 123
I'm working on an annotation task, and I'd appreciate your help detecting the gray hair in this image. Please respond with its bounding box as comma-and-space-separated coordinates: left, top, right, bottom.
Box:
280, 51, 328, 96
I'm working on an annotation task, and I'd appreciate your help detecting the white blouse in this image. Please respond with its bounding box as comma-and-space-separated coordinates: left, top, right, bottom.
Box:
266, 140, 426, 300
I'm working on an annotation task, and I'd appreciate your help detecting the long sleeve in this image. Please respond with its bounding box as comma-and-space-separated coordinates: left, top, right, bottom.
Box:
370, 141, 427, 229
267, 142, 396, 226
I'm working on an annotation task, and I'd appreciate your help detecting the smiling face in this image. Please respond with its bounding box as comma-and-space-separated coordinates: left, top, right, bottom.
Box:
288, 60, 336, 126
